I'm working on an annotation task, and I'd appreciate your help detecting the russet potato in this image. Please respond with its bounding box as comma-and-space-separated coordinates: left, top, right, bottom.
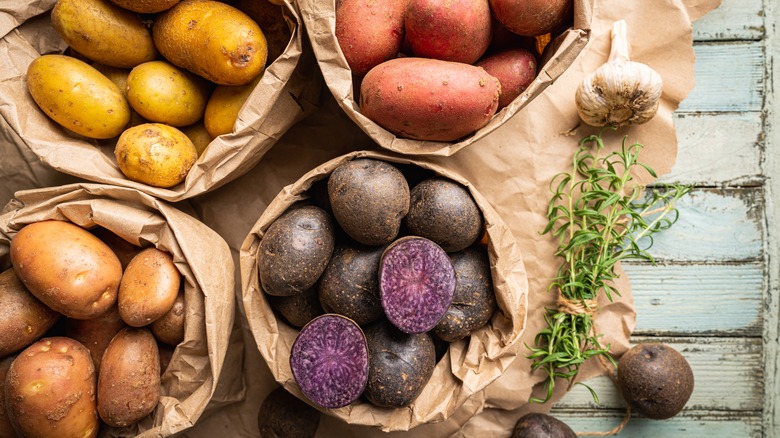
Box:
118, 247, 181, 327
0, 268, 60, 358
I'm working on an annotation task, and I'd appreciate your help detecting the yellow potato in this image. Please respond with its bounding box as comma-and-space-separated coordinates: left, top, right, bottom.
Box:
180, 122, 213, 156
118, 247, 181, 327
10, 220, 123, 320
127, 60, 212, 127
108, 0, 180, 13
51, 0, 157, 68
114, 123, 198, 188
153, 0, 268, 85
5, 337, 99, 438
27, 54, 131, 139
203, 75, 261, 138
0, 268, 60, 358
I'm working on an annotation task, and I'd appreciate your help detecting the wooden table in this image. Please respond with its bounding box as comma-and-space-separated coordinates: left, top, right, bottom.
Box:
549, 1, 776, 436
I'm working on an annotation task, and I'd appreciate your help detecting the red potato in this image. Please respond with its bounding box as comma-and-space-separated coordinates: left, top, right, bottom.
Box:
405, 0, 492, 64
359, 57, 501, 141
476, 48, 537, 108
489, 0, 573, 37
335, 0, 407, 76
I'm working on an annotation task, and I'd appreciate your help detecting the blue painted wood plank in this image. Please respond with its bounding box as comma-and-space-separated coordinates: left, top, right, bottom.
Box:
693, 0, 764, 41
553, 411, 761, 437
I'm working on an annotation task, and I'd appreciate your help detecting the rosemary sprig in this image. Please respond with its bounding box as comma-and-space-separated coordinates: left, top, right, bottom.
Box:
527, 130, 691, 404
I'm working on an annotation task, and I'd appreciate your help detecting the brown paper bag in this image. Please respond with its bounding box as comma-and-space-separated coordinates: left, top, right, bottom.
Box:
239, 150, 529, 432
0, 0, 323, 202
297, 0, 593, 156
0, 183, 238, 437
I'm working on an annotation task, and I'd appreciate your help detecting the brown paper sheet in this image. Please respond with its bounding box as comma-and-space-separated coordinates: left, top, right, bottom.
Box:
0, 183, 239, 437
0, 0, 323, 203
297, 0, 594, 156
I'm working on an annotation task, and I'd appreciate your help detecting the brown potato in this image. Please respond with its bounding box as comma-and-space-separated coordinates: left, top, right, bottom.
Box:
119, 247, 181, 327
0, 268, 60, 358
359, 58, 501, 141
89, 226, 142, 270
10, 220, 122, 320
63, 306, 127, 373
98, 328, 160, 427
158, 342, 175, 375
0, 355, 18, 438
114, 123, 198, 188
108, 0, 180, 13
335, 0, 406, 76
150, 287, 186, 345
51, 0, 158, 68
233, 0, 292, 63
6, 337, 98, 438
489, 0, 573, 37
153, 0, 268, 85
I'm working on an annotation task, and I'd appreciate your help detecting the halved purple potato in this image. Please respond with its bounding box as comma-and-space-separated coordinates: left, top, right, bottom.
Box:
257, 386, 321, 438
318, 243, 385, 326
258, 206, 336, 296
405, 178, 483, 253
433, 246, 496, 342
327, 159, 410, 246
289, 314, 369, 409
379, 236, 456, 334
364, 321, 435, 408
268, 286, 325, 329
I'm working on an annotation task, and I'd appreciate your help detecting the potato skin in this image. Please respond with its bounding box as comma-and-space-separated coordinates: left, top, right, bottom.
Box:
108, 0, 180, 13
489, 0, 573, 37
0, 269, 60, 358
233, 0, 292, 64
63, 306, 127, 373
127, 60, 212, 127
181, 122, 213, 156
119, 248, 181, 327
27, 55, 131, 139
153, 0, 268, 85
6, 337, 99, 438
150, 287, 185, 345
359, 57, 501, 141
98, 328, 161, 427
10, 220, 123, 320
335, 0, 406, 76
476, 48, 537, 109
51, 0, 158, 68
204, 75, 262, 138
114, 123, 198, 188
0, 355, 18, 438
405, 0, 492, 64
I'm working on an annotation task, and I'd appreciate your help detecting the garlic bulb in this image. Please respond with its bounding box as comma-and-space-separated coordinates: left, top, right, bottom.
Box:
575, 20, 663, 127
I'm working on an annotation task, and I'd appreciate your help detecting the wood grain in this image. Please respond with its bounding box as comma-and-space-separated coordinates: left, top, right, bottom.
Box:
693, 0, 763, 41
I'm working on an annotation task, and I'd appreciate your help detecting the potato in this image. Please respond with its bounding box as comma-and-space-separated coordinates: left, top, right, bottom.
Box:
108, 0, 180, 13
114, 123, 198, 188
359, 57, 501, 141
489, 0, 573, 37
10, 220, 122, 320
335, 0, 406, 76
204, 75, 262, 138
318, 244, 384, 326
327, 159, 409, 246
89, 226, 142, 270
150, 287, 186, 345
26, 54, 131, 139
127, 60, 212, 127
181, 122, 213, 156
98, 328, 160, 427
267, 286, 324, 329
259, 206, 336, 296
63, 306, 127, 373
5, 337, 99, 438
119, 247, 181, 327
153, 0, 268, 85
233, 0, 292, 63
512, 413, 577, 438
405, 0, 492, 64
257, 387, 321, 438
158, 341, 175, 375
476, 48, 537, 109
0, 269, 60, 358
0, 355, 18, 438
51, 0, 157, 68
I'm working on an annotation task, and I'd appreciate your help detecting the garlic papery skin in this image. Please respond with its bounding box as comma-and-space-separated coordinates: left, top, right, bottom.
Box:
575, 20, 663, 127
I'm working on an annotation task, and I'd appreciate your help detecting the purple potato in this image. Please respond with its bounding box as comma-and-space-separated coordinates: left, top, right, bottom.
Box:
327, 159, 410, 246
511, 413, 577, 438
318, 243, 385, 326
268, 286, 325, 329
257, 387, 321, 438
379, 237, 456, 334
433, 246, 496, 342
290, 314, 369, 409
404, 178, 483, 252
259, 206, 336, 296
364, 321, 435, 407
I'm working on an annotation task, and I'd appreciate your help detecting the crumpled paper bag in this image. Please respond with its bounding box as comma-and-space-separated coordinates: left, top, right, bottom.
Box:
0, 183, 239, 437
298, 0, 593, 156
0, 0, 323, 202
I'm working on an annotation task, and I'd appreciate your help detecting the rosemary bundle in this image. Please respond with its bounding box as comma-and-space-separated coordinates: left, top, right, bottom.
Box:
527, 130, 690, 404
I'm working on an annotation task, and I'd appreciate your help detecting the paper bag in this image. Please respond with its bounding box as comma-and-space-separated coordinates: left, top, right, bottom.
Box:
0, 183, 238, 437
297, 0, 593, 156
239, 150, 529, 432
0, 0, 323, 202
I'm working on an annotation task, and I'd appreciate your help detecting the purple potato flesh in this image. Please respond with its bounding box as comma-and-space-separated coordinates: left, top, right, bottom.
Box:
290, 314, 369, 409
379, 237, 456, 334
